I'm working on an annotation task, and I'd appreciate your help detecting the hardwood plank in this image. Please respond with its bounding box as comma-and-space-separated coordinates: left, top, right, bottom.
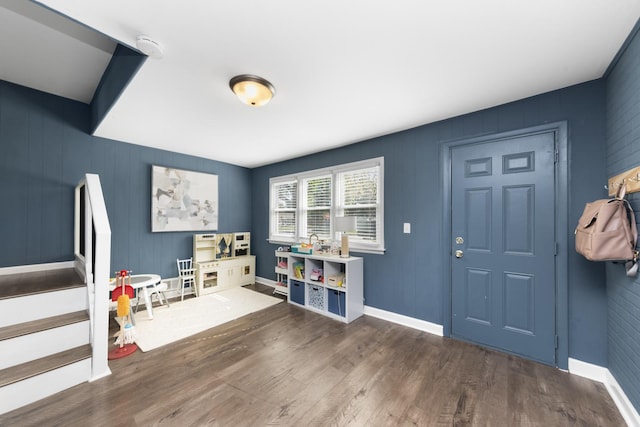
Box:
363, 330, 448, 426
0, 288, 625, 426
0, 310, 88, 341
298, 321, 417, 426
0, 344, 91, 387
0, 268, 84, 300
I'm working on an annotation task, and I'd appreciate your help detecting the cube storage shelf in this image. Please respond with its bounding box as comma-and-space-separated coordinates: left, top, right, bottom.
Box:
284, 252, 363, 323
274, 251, 289, 296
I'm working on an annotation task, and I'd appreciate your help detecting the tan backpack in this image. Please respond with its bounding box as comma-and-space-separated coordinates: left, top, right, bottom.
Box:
575, 185, 638, 276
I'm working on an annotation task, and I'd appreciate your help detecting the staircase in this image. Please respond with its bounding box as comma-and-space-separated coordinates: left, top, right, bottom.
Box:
0, 267, 94, 414
0, 174, 112, 415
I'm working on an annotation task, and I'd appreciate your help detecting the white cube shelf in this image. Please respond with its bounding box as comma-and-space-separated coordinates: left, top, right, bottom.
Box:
284, 252, 363, 323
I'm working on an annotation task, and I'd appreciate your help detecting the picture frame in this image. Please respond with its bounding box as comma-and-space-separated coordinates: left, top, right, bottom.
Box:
151, 165, 218, 232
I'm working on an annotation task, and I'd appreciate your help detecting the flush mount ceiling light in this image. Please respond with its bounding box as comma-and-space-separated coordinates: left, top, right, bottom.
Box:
229, 74, 275, 106
135, 35, 164, 59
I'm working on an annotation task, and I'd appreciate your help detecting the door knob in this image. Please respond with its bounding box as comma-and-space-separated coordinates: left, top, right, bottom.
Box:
455, 250, 464, 258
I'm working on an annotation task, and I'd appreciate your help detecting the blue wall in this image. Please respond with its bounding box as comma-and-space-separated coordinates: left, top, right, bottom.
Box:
0, 53, 616, 370
0, 80, 252, 279
90, 44, 146, 134
252, 80, 609, 366
605, 23, 640, 411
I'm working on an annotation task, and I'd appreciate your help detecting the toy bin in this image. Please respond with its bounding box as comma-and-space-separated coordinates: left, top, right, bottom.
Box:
307, 284, 325, 310
291, 245, 312, 254
328, 290, 346, 317
290, 280, 305, 305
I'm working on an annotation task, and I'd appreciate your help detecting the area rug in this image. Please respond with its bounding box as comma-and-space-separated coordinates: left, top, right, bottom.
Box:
127, 287, 282, 352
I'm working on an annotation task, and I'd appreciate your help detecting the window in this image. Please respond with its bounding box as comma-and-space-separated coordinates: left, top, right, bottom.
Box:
272, 180, 297, 239
337, 166, 380, 246
269, 157, 384, 254
303, 175, 332, 240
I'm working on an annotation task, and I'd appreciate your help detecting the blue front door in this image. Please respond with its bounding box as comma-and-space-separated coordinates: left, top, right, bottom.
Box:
451, 131, 556, 365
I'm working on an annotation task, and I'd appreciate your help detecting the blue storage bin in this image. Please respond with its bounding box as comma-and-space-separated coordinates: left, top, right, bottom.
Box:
290, 280, 304, 305
328, 290, 346, 317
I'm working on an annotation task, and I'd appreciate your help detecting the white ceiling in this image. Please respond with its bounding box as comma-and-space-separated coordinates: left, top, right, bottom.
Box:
2, 1, 639, 168
0, 0, 115, 103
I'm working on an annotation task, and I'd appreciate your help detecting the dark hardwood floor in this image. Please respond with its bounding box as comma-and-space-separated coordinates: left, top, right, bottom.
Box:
0, 284, 624, 426
0, 268, 84, 300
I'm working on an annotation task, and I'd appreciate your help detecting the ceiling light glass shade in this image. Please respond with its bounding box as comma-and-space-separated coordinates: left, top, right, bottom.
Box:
229, 75, 275, 106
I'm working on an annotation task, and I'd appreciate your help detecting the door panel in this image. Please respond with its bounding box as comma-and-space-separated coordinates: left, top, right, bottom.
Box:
503, 272, 534, 334
465, 268, 492, 324
466, 188, 492, 251
451, 132, 556, 365
503, 185, 534, 254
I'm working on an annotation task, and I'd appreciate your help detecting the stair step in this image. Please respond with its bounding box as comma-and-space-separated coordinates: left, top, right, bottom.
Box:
0, 311, 89, 342
0, 344, 92, 388
0, 286, 88, 328
0, 268, 84, 300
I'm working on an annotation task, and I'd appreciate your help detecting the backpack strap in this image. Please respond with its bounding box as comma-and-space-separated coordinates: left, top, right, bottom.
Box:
616, 182, 628, 200
623, 198, 639, 277
627, 261, 639, 277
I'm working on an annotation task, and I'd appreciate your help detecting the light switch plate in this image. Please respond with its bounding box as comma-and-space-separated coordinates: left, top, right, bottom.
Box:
403, 223, 411, 233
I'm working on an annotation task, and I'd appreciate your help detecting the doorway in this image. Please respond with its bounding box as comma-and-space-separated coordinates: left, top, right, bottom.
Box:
441, 123, 568, 367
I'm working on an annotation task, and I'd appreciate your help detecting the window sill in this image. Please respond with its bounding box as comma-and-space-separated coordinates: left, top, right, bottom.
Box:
349, 248, 386, 255
268, 239, 385, 255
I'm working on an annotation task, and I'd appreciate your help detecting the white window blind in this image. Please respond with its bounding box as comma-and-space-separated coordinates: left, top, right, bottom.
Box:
272, 180, 297, 238
269, 157, 384, 254
337, 166, 379, 245
303, 175, 332, 240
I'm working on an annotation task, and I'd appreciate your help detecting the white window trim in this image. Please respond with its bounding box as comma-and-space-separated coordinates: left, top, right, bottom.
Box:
269, 157, 385, 254
270, 179, 298, 242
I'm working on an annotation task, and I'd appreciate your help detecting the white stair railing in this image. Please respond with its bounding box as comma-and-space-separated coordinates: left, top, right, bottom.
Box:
74, 174, 112, 381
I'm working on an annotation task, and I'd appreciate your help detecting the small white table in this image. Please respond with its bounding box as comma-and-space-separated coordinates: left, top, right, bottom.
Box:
111, 274, 163, 320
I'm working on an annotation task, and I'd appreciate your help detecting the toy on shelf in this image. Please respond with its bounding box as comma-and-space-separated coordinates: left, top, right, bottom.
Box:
310, 268, 324, 282
291, 243, 313, 254
328, 274, 345, 287
293, 262, 305, 279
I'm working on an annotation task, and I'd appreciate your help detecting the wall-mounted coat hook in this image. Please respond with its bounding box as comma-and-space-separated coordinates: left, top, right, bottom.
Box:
608, 166, 640, 196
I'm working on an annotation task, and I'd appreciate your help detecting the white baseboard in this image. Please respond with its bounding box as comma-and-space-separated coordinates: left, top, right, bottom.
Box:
0, 261, 75, 275
257, 276, 443, 336
605, 370, 640, 427
256, 276, 275, 287
568, 357, 608, 383
363, 305, 444, 336
568, 358, 640, 427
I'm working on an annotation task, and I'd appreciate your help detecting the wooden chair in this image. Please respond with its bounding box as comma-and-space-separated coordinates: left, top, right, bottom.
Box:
176, 258, 196, 300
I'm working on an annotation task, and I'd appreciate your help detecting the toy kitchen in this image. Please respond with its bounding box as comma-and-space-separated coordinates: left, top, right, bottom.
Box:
192, 232, 255, 295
